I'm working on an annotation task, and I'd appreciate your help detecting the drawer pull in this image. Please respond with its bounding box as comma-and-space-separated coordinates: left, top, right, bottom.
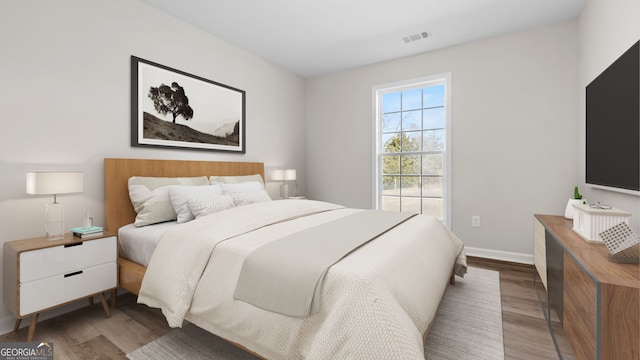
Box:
64, 242, 83, 248
64, 270, 83, 278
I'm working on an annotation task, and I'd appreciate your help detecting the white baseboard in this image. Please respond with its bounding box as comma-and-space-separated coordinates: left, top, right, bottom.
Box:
465, 246, 533, 265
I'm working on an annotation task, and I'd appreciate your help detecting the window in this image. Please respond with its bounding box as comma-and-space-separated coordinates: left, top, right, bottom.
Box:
373, 74, 451, 226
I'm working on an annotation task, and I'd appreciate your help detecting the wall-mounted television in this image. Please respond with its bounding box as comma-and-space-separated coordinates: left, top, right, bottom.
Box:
586, 40, 639, 195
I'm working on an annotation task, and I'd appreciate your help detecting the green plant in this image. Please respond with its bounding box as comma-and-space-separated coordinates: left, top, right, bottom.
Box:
573, 186, 582, 200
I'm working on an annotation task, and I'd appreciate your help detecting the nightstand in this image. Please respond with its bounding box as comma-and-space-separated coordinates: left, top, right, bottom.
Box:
3, 232, 117, 341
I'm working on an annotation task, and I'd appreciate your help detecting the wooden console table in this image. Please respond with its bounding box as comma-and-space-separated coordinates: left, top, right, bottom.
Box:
534, 214, 639, 360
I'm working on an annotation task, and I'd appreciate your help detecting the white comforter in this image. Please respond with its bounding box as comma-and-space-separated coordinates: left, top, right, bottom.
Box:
138, 200, 466, 360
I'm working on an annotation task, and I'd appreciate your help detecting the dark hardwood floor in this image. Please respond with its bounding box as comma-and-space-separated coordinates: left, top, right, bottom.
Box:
0, 258, 575, 359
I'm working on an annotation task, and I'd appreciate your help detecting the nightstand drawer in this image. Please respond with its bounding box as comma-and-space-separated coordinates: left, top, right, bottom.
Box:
19, 262, 117, 316
20, 236, 116, 282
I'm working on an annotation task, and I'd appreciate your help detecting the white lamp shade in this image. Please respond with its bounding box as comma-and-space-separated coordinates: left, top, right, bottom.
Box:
284, 169, 296, 181
26, 172, 83, 195
271, 169, 284, 181
271, 169, 296, 181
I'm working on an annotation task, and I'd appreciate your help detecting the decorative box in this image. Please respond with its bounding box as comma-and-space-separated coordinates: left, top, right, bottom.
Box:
599, 222, 640, 263
572, 203, 631, 243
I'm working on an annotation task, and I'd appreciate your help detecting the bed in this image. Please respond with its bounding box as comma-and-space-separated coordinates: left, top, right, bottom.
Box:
104, 157, 467, 360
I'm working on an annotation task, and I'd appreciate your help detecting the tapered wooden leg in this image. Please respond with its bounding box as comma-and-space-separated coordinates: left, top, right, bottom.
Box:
110, 289, 117, 308
27, 314, 38, 342
13, 318, 21, 333
99, 293, 111, 318
89, 297, 94, 306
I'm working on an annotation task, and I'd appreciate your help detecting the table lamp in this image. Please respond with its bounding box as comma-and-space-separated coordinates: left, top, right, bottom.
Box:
271, 169, 296, 199
26, 171, 83, 240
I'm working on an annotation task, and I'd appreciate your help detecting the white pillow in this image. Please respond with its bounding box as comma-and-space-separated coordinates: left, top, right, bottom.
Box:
169, 184, 223, 223
188, 195, 236, 219
209, 174, 264, 184
221, 181, 265, 194
230, 191, 272, 207
128, 176, 209, 227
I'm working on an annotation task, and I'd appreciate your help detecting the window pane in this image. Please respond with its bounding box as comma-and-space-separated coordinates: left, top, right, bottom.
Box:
423, 129, 444, 151
422, 154, 443, 175
382, 92, 401, 113
423, 84, 445, 108
382, 196, 400, 212
422, 198, 443, 220
382, 133, 401, 153
402, 110, 421, 131
423, 108, 445, 129
400, 155, 420, 174
403, 132, 422, 152
398, 133, 420, 152
402, 89, 422, 110
382, 113, 401, 133
400, 176, 420, 196
421, 176, 443, 197
382, 176, 400, 195
401, 196, 422, 214
382, 155, 399, 175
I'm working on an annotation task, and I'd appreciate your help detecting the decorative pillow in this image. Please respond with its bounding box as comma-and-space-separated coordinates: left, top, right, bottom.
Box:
128, 176, 209, 227
188, 195, 236, 219
220, 181, 265, 194
230, 191, 272, 207
169, 184, 223, 223
209, 174, 264, 184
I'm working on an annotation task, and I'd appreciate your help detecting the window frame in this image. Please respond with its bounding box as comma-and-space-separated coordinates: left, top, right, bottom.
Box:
372, 73, 452, 227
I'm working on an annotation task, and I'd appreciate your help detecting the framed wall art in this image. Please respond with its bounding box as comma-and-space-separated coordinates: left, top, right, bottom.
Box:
131, 56, 246, 153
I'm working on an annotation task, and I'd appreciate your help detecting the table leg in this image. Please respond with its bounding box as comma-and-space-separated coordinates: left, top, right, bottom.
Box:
27, 314, 38, 342
110, 289, 117, 308
99, 293, 111, 318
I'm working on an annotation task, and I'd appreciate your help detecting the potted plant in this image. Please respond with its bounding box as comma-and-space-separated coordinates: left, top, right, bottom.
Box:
564, 186, 587, 219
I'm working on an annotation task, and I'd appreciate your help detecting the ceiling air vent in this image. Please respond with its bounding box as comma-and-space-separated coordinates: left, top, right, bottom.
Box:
403, 29, 432, 44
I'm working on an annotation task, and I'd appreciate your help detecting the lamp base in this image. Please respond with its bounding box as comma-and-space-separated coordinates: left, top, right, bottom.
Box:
45, 202, 65, 240
280, 183, 289, 199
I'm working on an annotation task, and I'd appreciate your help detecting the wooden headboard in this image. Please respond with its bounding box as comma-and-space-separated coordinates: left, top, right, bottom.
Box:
104, 158, 265, 233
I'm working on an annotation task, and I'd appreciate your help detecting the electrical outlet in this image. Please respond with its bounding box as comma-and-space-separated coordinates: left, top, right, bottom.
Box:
472, 216, 481, 228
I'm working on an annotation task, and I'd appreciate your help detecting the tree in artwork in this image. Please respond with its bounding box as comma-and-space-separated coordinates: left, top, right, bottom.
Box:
148, 82, 194, 123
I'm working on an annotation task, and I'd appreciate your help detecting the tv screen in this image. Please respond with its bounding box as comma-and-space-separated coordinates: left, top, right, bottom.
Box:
586, 41, 639, 194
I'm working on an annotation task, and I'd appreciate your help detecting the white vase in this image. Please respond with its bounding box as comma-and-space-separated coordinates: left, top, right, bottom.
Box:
564, 199, 586, 219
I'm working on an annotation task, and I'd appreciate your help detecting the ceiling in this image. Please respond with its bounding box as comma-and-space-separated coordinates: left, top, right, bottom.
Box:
142, 0, 585, 78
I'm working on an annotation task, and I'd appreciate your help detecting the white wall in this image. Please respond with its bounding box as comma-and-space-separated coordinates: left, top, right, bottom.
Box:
0, 0, 305, 332
577, 0, 640, 231
305, 21, 580, 262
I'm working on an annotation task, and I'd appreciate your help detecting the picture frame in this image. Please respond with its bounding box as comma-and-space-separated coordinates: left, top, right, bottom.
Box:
131, 56, 246, 153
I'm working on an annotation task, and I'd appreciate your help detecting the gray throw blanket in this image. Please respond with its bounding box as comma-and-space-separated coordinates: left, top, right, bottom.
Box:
233, 210, 416, 317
